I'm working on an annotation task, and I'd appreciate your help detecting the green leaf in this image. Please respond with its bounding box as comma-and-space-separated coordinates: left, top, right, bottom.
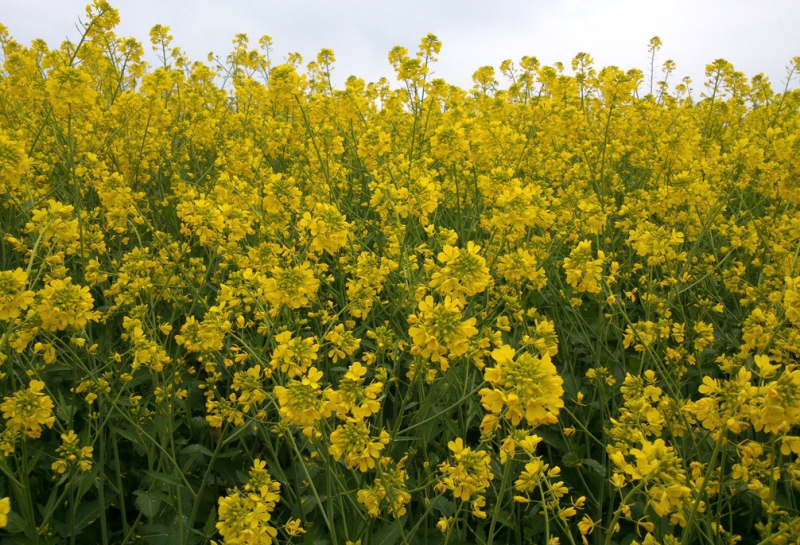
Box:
301, 495, 319, 515
55, 390, 75, 422
39, 477, 64, 524
134, 490, 162, 519
190, 416, 210, 431
143, 469, 185, 488
181, 443, 214, 472
181, 444, 213, 458
111, 424, 145, 448
431, 496, 454, 516
202, 505, 217, 537
78, 463, 101, 496
562, 451, 581, 467
3, 511, 25, 534
72, 499, 103, 534
583, 458, 606, 477
372, 522, 403, 545
535, 428, 568, 452
137, 523, 172, 545
216, 447, 243, 459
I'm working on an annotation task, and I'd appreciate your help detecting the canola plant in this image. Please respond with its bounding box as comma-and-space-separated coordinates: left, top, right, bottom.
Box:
1, 3, 800, 544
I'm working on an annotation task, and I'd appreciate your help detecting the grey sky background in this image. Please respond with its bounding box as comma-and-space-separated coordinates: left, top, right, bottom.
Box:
2, 1, 799, 94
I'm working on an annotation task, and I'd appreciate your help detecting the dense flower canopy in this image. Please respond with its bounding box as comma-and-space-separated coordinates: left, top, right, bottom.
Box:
0, 2, 799, 544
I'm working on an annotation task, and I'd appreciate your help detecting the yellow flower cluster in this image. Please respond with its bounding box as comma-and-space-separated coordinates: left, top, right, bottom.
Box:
328, 419, 390, 472
429, 242, 491, 296
0, 269, 34, 321
273, 367, 330, 428
51, 431, 93, 474
215, 459, 283, 545
611, 439, 692, 522
479, 344, 565, 430
1, 380, 55, 439
563, 240, 605, 294
437, 438, 494, 518
408, 295, 478, 371
357, 460, 412, 518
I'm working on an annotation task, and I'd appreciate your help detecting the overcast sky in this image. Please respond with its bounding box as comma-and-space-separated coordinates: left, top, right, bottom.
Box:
2, 1, 799, 94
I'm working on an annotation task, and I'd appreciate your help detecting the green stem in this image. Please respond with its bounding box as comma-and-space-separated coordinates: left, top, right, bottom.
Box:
682, 427, 727, 544
487, 460, 512, 545
603, 480, 647, 545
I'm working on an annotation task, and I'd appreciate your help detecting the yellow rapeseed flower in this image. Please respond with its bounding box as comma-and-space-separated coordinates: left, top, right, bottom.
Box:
408, 295, 478, 371
479, 344, 565, 427
1, 380, 55, 439
437, 438, 494, 503
0, 269, 34, 321
429, 241, 491, 296
273, 367, 331, 427
263, 262, 320, 310
0, 497, 9, 529
51, 430, 93, 473
562, 240, 605, 295
270, 331, 319, 377
35, 277, 98, 331
328, 419, 390, 472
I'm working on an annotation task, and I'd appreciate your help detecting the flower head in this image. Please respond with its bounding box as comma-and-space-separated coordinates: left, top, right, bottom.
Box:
479, 345, 565, 427
1, 380, 55, 439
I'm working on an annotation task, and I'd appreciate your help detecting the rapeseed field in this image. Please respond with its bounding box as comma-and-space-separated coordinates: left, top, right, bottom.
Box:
1, 2, 800, 544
